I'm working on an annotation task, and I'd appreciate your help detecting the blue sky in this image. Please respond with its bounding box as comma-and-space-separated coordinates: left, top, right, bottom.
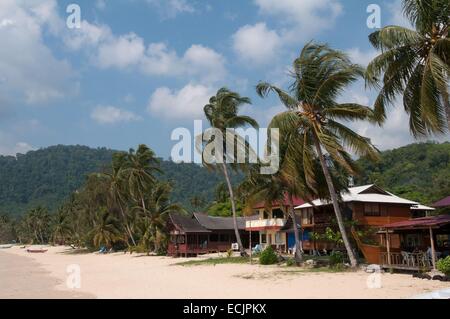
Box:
0, 0, 447, 158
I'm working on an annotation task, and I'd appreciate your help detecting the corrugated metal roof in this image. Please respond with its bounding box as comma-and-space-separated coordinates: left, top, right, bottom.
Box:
296, 184, 418, 209
432, 196, 450, 208
169, 213, 210, 233
193, 213, 258, 231
411, 204, 435, 211
383, 214, 450, 229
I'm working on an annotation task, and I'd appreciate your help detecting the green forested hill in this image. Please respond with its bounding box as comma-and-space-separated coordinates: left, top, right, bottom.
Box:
0, 145, 239, 215
356, 142, 450, 205
0, 142, 449, 216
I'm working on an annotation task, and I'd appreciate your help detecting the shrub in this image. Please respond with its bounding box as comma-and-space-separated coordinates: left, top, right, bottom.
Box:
226, 249, 233, 258
437, 256, 450, 276
329, 251, 344, 267
259, 246, 278, 265
286, 257, 296, 267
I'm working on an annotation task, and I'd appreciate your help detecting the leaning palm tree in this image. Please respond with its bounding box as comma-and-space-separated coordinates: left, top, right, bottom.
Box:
366, 0, 450, 136
257, 42, 379, 267
101, 152, 137, 246
198, 88, 258, 256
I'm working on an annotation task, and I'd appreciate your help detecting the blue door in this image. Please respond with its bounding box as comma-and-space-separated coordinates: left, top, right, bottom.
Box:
288, 233, 296, 249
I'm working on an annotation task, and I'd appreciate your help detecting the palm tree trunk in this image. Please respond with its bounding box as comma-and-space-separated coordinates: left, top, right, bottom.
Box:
118, 202, 137, 247
221, 163, 247, 256
288, 194, 303, 264
312, 136, 358, 268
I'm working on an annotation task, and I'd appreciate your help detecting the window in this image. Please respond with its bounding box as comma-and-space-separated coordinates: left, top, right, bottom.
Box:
364, 203, 381, 216
261, 234, 267, 244
263, 210, 269, 219
302, 208, 313, 225
219, 234, 229, 242
272, 208, 284, 219
210, 234, 219, 242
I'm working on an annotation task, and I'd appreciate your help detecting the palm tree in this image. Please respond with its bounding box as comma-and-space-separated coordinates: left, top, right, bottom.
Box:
257, 42, 379, 267
240, 165, 305, 263
199, 88, 258, 256
366, 0, 450, 136
136, 182, 184, 253
89, 209, 122, 249
51, 207, 72, 245
123, 145, 160, 215
100, 153, 137, 246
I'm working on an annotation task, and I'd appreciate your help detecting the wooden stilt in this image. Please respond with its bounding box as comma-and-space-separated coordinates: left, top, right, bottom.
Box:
429, 226, 437, 270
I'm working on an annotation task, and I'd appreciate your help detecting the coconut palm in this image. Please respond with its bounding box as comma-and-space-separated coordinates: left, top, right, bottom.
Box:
90, 209, 122, 249
51, 207, 72, 245
136, 182, 184, 253
123, 145, 160, 213
198, 88, 258, 256
256, 42, 379, 267
100, 152, 137, 246
366, 0, 450, 136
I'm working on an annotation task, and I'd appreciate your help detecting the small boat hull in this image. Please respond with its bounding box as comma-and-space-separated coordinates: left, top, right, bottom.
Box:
27, 249, 48, 253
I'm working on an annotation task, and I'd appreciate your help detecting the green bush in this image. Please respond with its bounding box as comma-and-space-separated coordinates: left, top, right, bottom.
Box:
329, 251, 344, 266
259, 246, 278, 265
437, 256, 450, 276
286, 257, 296, 267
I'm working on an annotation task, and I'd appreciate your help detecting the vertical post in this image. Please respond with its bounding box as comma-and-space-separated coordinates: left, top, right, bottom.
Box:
429, 226, 437, 270
386, 230, 391, 266
249, 220, 252, 265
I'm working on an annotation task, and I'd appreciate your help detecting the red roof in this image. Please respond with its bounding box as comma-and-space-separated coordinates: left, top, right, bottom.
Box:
432, 196, 450, 208
383, 215, 450, 230
253, 194, 305, 209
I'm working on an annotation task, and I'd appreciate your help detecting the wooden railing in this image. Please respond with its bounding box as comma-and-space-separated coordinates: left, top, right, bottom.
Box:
380, 252, 431, 270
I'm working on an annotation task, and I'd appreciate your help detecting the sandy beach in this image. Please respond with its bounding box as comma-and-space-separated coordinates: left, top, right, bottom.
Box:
1, 246, 449, 299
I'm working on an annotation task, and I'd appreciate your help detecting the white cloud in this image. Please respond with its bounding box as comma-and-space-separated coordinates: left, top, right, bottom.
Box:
146, 0, 195, 19
232, 23, 282, 65
253, 0, 343, 43
91, 106, 142, 124
65, 20, 226, 83
96, 33, 145, 69
346, 48, 378, 67
0, 0, 76, 105
147, 84, 215, 120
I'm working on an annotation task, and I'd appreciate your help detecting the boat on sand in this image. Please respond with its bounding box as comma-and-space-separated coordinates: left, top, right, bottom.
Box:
0, 244, 13, 249
26, 248, 48, 253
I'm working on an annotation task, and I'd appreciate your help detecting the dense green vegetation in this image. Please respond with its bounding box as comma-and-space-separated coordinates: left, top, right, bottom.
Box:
0, 145, 241, 216
356, 142, 450, 205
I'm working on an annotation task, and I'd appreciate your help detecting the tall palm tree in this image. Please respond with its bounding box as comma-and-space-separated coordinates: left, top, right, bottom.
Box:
199, 88, 258, 256
366, 0, 450, 136
257, 42, 379, 267
101, 152, 137, 246
123, 145, 160, 215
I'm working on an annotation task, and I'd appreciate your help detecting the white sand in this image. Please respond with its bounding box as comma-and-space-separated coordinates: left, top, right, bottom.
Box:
1, 245, 449, 299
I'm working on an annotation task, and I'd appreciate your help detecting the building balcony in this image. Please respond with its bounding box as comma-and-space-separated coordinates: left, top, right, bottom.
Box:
245, 218, 286, 231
